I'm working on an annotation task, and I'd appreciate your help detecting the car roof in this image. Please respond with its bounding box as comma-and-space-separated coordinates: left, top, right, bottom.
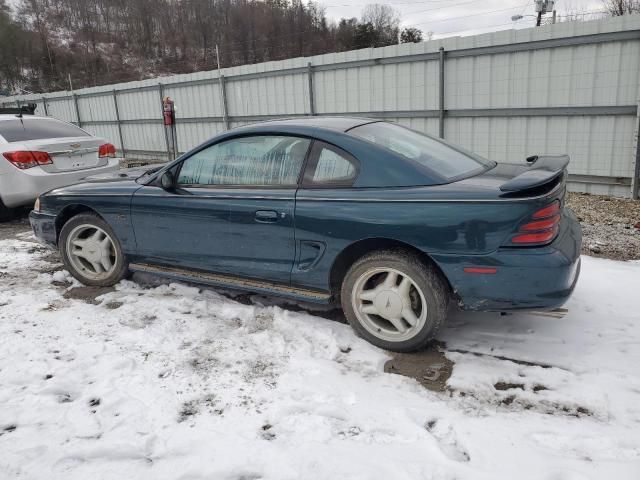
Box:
236, 116, 377, 133
0, 114, 54, 122
183, 116, 448, 188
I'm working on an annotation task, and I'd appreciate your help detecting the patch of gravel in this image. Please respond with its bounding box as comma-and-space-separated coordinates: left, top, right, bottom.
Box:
566, 192, 640, 261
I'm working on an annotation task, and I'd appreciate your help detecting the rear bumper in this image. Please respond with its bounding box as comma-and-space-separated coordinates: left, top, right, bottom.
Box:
29, 210, 58, 247
0, 158, 120, 208
434, 209, 582, 311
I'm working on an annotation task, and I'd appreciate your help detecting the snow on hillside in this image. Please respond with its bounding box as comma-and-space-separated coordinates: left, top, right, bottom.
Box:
1, 233, 639, 480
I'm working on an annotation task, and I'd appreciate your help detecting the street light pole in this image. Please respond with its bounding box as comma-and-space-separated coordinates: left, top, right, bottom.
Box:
534, 0, 555, 27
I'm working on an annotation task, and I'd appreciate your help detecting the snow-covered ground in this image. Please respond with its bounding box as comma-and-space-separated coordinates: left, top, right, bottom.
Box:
1, 232, 639, 480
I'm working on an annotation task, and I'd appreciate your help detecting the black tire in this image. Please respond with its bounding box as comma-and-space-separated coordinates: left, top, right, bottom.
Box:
59, 213, 128, 287
340, 250, 449, 352
0, 199, 16, 223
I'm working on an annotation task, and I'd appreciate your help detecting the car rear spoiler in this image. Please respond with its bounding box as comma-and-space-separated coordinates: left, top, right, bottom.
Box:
0, 104, 37, 116
499, 155, 569, 192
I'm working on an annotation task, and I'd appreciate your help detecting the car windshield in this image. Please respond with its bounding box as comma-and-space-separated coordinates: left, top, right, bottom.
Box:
349, 122, 494, 182
0, 117, 89, 142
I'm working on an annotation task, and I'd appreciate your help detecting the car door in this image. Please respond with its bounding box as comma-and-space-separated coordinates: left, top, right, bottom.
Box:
292, 141, 360, 291
131, 134, 311, 284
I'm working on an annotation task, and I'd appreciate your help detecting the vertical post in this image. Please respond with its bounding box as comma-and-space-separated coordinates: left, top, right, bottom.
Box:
42, 96, 48, 116
308, 62, 316, 116
159, 84, 171, 161
113, 90, 126, 160
73, 94, 82, 127
632, 100, 640, 200
216, 45, 230, 130
218, 75, 230, 130
439, 47, 445, 139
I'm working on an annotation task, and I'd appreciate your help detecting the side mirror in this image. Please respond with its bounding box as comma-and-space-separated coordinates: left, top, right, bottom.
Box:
160, 171, 175, 189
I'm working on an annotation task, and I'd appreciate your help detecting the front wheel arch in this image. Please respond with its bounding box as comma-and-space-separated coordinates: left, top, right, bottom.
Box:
55, 204, 105, 243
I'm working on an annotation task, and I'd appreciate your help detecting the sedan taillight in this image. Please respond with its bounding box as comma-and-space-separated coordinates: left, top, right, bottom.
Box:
99, 143, 116, 158
510, 200, 561, 245
2, 151, 53, 169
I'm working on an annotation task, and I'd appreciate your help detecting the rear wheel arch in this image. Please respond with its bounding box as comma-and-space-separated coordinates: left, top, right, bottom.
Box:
328, 238, 453, 299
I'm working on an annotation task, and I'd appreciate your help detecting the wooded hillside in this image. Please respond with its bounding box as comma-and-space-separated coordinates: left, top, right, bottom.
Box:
0, 0, 423, 94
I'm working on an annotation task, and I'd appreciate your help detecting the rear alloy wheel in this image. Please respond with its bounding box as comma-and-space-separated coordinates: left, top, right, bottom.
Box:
341, 251, 449, 352
60, 213, 127, 286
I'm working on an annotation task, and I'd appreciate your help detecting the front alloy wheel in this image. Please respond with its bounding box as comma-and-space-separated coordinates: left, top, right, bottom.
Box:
59, 213, 128, 287
66, 224, 118, 281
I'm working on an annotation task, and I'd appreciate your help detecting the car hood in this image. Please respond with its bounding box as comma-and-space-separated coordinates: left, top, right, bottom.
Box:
43, 166, 158, 198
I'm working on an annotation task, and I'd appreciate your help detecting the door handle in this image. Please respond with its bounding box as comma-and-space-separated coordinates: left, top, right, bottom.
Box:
254, 210, 279, 223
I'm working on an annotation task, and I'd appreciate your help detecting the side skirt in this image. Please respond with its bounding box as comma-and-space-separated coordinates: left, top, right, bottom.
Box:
128, 262, 332, 304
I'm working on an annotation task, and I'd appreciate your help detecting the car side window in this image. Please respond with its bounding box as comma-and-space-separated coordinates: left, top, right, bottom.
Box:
177, 135, 310, 186
304, 141, 358, 187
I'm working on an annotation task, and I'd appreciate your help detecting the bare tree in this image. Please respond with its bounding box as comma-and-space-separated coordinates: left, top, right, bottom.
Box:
602, 0, 640, 15
362, 4, 400, 30
361, 4, 400, 46
400, 27, 422, 43
1, 0, 410, 93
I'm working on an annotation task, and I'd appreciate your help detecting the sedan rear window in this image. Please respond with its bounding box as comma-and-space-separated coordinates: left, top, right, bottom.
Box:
0, 118, 89, 142
349, 122, 494, 182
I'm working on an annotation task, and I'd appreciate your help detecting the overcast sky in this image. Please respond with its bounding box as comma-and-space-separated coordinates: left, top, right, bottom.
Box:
312, 0, 605, 38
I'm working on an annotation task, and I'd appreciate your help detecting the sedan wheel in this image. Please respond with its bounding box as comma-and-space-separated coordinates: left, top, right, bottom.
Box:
341, 250, 449, 352
352, 267, 427, 343
59, 213, 128, 287
66, 224, 117, 281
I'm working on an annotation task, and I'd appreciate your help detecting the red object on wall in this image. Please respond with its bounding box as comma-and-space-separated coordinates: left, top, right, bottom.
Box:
163, 97, 175, 126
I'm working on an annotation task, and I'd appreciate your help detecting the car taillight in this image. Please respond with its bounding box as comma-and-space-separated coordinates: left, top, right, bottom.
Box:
532, 202, 560, 219
99, 143, 116, 158
2, 151, 53, 169
510, 200, 561, 245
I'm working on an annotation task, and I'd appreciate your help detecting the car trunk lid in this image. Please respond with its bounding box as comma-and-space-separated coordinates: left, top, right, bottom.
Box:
21, 136, 109, 173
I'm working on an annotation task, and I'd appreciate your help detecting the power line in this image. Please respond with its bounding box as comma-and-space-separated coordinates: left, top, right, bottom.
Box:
404, 2, 530, 29
324, 0, 467, 7
401, 0, 494, 16
324, 0, 452, 6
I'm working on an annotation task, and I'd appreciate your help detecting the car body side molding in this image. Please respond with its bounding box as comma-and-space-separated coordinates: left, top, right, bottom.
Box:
128, 262, 332, 303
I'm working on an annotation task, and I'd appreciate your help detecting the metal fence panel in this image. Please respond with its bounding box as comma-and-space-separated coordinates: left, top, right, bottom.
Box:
45, 98, 76, 123
165, 81, 222, 118
121, 123, 165, 153
226, 72, 309, 116
2, 15, 639, 197
175, 121, 225, 153
77, 94, 115, 123
117, 89, 159, 120
82, 123, 121, 147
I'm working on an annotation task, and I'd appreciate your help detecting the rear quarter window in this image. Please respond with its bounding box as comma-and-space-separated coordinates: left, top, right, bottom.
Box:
349, 121, 494, 182
0, 118, 89, 142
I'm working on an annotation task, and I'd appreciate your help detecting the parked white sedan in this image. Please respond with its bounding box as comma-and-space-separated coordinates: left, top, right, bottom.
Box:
0, 113, 120, 221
